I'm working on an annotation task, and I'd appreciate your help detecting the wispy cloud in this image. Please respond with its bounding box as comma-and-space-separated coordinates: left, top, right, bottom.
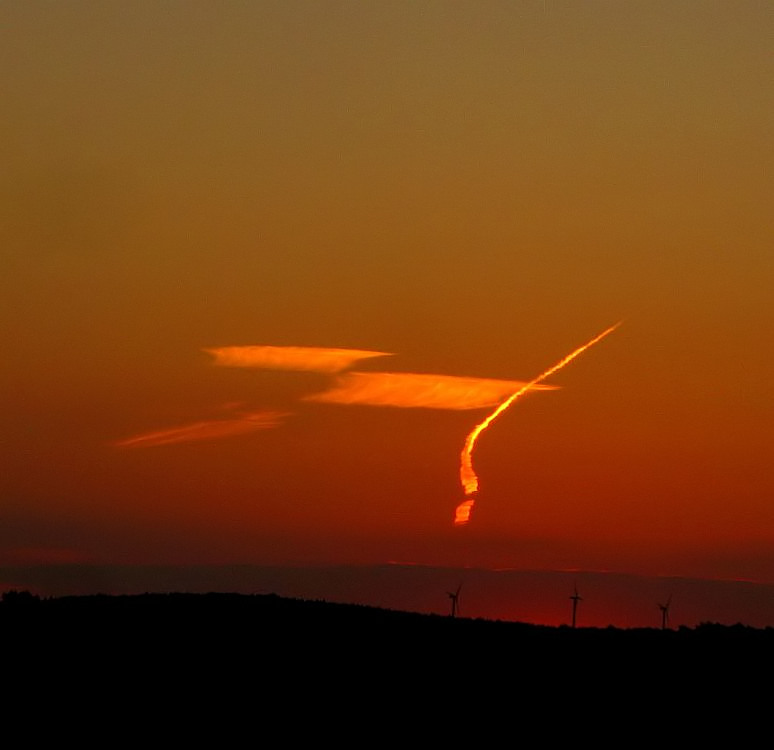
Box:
305, 372, 557, 410
204, 345, 391, 373
115, 410, 287, 448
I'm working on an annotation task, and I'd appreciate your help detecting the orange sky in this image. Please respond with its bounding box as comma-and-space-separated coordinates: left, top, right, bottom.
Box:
1, 2, 773, 586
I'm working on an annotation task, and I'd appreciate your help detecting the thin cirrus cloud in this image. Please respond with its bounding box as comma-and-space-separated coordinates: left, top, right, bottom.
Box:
116, 346, 559, 449
115, 410, 288, 448
305, 371, 558, 410
203, 345, 392, 373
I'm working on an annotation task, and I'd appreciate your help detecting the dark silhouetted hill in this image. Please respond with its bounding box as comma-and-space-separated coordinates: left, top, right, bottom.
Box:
3, 590, 771, 667
4, 563, 774, 628
3, 589, 770, 720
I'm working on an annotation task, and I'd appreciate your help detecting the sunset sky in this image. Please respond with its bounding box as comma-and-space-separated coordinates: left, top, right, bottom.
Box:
2, 2, 772, 589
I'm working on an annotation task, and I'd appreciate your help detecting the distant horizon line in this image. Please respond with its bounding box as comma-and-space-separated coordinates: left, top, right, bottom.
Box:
1, 559, 772, 587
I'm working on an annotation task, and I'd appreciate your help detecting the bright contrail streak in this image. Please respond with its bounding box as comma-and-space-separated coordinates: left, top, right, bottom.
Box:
454, 322, 621, 526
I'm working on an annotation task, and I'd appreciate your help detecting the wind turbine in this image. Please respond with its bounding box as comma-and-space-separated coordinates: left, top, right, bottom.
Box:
570, 584, 582, 628
658, 594, 672, 630
447, 584, 462, 618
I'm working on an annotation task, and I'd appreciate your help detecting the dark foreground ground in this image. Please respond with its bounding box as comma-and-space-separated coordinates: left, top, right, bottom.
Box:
3, 590, 772, 661
5, 591, 765, 734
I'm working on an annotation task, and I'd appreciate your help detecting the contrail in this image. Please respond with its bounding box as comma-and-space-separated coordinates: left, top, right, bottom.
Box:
454, 322, 621, 526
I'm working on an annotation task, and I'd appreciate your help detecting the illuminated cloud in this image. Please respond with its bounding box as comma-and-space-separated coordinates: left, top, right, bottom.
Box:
115, 410, 287, 448
305, 371, 557, 410
204, 345, 392, 373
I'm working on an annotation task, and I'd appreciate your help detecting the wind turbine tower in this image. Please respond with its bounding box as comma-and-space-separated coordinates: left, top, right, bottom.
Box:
570, 584, 582, 628
658, 595, 672, 630
447, 584, 462, 618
